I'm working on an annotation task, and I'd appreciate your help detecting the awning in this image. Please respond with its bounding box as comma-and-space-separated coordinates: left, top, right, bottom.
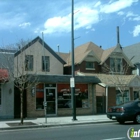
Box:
0, 69, 9, 82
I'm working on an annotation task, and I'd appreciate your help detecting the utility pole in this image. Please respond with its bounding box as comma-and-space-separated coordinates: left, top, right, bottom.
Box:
71, 0, 76, 120
42, 32, 47, 123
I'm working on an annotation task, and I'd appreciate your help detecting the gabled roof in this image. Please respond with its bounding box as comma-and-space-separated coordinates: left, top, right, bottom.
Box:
56, 52, 70, 62
64, 42, 104, 66
100, 46, 116, 64
14, 36, 66, 64
123, 42, 140, 64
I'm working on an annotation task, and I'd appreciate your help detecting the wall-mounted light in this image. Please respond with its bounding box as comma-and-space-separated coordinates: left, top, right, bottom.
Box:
31, 87, 35, 97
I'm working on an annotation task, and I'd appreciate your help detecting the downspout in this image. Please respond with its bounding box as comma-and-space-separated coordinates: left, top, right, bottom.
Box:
106, 86, 108, 113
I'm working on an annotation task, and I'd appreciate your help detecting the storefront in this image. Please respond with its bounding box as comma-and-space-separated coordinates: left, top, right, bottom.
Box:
26, 75, 100, 117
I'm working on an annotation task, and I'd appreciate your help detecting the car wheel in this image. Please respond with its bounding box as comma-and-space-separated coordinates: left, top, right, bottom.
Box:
134, 114, 140, 124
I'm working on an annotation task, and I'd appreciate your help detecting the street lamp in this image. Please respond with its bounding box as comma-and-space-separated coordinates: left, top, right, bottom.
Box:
71, 0, 77, 121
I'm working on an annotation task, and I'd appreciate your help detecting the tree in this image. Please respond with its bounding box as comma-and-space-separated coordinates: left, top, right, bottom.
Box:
0, 40, 38, 124
102, 58, 134, 105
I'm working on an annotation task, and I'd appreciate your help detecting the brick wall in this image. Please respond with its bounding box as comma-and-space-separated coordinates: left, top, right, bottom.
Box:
26, 87, 44, 117
26, 84, 95, 118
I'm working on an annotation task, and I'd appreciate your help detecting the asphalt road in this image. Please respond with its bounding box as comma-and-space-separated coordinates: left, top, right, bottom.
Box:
0, 122, 140, 140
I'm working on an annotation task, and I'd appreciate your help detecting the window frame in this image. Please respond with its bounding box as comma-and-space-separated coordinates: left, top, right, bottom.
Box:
110, 57, 122, 73
116, 89, 130, 105
25, 55, 33, 71
42, 56, 50, 72
85, 61, 95, 70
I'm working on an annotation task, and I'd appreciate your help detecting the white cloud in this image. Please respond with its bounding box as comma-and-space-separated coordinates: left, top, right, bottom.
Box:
133, 25, 140, 37
42, 7, 100, 34
94, 1, 101, 8
117, 11, 125, 16
133, 16, 140, 21
126, 11, 136, 17
43, 14, 71, 34
36, 0, 138, 35
0, 12, 28, 30
74, 8, 99, 30
19, 22, 31, 28
125, 11, 140, 21
100, 0, 138, 13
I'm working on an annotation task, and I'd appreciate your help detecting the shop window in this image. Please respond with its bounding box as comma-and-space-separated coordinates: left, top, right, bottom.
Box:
42, 56, 50, 72
36, 84, 44, 109
57, 84, 88, 108
25, 55, 33, 71
116, 90, 129, 105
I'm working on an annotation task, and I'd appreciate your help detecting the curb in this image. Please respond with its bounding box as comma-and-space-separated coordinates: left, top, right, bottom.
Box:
0, 120, 116, 131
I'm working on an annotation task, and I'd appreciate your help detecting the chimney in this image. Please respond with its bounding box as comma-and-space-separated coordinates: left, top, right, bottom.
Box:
117, 26, 120, 44
116, 26, 122, 49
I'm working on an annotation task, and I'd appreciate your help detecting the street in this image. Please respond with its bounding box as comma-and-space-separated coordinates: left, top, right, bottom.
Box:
0, 122, 140, 140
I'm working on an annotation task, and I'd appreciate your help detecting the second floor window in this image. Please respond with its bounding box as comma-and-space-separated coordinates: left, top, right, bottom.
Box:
110, 58, 122, 73
86, 62, 94, 70
42, 56, 50, 72
25, 55, 33, 71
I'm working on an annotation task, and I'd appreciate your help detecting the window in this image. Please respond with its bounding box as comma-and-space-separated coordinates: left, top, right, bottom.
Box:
36, 83, 44, 109
86, 62, 94, 70
134, 91, 139, 100
42, 56, 50, 71
0, 84, 1, 105
116, 90, 129, 105
110, 58, 122, 73
57, 84, 89, 108
25, 55, 33, 71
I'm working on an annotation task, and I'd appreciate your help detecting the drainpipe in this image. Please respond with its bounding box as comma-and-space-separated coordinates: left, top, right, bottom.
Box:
106, 86, 108, 113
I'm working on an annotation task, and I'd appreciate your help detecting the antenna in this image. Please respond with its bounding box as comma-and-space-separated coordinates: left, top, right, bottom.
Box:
57, 44, 59, 53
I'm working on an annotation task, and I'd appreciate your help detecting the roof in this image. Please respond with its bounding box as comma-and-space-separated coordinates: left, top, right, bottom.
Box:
14, 36, 66, 65
27, 74, 101, 84
56, 52, 70, 62
100, 47, 116, 64
61, 40, 133, 67
64, 42, 104, 66
0, 69, 9, 82
0, 49, 17, 53
77, 72, 137, 87
123, 42, 140, 64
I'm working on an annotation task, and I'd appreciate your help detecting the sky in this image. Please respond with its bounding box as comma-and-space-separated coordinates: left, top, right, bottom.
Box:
0, 0, 140, 53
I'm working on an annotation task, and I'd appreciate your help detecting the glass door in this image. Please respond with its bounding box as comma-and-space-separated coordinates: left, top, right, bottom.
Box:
45, 88, 56, 115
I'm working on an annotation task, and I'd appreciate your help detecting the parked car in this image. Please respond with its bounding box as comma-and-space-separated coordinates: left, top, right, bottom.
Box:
107, 99, 140, 124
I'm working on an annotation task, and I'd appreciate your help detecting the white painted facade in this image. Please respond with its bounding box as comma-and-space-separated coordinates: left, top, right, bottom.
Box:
14, 41, 64, 77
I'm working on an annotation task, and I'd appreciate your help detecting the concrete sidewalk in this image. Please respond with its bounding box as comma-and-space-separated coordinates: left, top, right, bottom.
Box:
0, 115, 115, 130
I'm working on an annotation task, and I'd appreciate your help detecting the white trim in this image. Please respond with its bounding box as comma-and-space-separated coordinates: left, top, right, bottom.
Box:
44, 87, 57, 116
98, 83, 106, 87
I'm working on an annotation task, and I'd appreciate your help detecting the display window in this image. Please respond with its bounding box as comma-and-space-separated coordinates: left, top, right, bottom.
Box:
57, 84, 88, 108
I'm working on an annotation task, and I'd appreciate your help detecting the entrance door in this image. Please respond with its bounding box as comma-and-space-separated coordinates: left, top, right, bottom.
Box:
45, 88, 56, 115
96, 95, 106, 114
